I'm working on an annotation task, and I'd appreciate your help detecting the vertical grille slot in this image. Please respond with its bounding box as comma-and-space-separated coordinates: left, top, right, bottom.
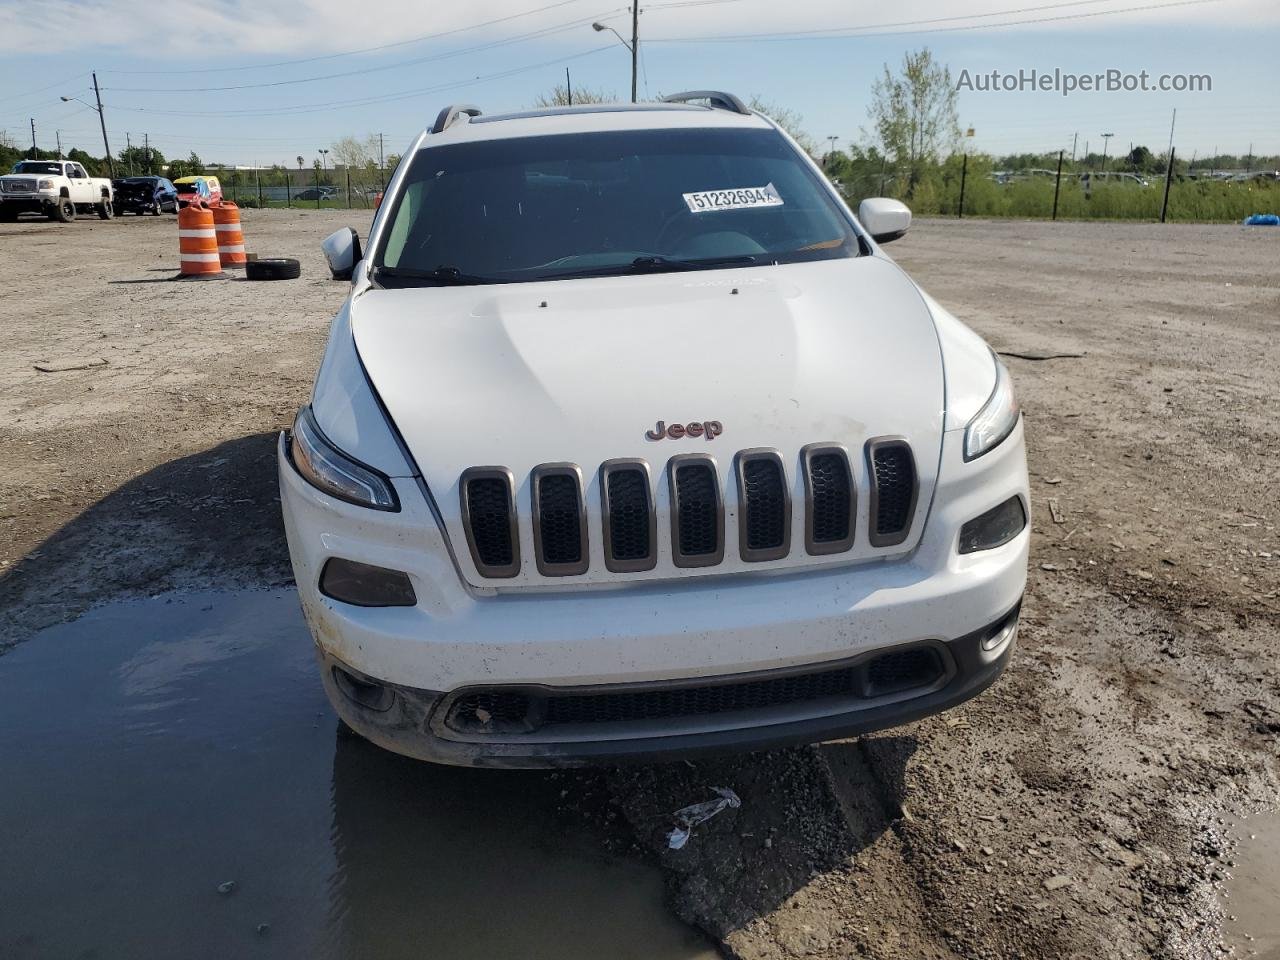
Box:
736, 449, 790, 562
668, 455, 724, 568
801, 444, 855, 555
601, 460, 656, 573
531, 464, 588, 576
460, 467, 520, 578
866, 438, 918, 547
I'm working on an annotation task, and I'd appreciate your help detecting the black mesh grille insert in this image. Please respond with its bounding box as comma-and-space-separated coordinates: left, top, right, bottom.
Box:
809, 452, 852, 544
742, 458, 787, 551
675, 463, 719, 558
865, 646, 944, 697
536, 473, 582, 566
606, 468, 651, 562
446, 691, 533, 734
441, 645, 947, 734
466, 476, 514, 569
871, 443, 916, 541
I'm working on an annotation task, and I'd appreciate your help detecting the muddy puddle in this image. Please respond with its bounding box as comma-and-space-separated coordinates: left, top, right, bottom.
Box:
1223, 811, 1280, 959
0, 591, 716, 960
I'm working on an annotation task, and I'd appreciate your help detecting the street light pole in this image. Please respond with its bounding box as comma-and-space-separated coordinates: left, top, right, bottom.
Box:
61, 74, 116, 177
592, 18, 638, 102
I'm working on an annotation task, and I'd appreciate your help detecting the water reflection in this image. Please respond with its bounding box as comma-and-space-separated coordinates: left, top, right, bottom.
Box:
0, 591, 714, 960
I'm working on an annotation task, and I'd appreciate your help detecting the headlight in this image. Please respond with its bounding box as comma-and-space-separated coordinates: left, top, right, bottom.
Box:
289, 406, 399, 511
963, 356, 1019, 461
37, 179, 55, 190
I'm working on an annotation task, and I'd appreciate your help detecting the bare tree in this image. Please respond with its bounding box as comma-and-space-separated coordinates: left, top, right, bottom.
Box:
868, 48, 960, 189
748, 96, 815, 155
533, 85, 615, 107
330, 135, 378, 171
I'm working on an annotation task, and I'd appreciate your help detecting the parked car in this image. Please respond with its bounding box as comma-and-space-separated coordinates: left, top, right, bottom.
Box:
0, 159, 114, 222
284, 92, 1029, 768
295, 186, 338, 201
173, 175, 222, 208
112, 176, 178, 215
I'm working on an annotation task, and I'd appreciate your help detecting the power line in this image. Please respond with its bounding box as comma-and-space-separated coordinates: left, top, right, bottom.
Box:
105, 46, 616, 119
0, 72, 89, 106
103, 0, 586, 75
649, 0, 1223, 42
104, 9, 620, 92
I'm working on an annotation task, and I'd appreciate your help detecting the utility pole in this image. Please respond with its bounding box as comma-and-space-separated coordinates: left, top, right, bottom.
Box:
1246, 142, 1253, 173
56, 130, 63, 159
144, 132, 150, 174
1070, 132, 1078, 164
126, 132, 133, 175
29, 118, 36, 159
630, 3, 639, 103
378, 133, 385, 191
1052, 149, 1064, 220
566, 67, 573, 106
92, 72, 115, 177
1100, 132, 1114, 173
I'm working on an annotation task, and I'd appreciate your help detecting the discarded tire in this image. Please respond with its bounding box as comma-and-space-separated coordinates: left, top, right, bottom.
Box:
245, 258, 301, 281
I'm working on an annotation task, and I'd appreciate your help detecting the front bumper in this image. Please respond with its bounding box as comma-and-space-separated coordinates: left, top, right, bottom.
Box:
0, 193, 56, 213
279, 420, 1029, 767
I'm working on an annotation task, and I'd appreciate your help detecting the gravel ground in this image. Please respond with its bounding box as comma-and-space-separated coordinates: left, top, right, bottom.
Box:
1, 209, 1277, 958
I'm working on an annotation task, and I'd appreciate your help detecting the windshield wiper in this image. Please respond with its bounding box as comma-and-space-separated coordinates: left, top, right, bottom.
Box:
536, 254, 758, 280
371, 264, 504, 288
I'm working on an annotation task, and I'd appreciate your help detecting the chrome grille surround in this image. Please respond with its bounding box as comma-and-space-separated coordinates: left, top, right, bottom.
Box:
735, 448, 791, 562
530, 463, 589, 576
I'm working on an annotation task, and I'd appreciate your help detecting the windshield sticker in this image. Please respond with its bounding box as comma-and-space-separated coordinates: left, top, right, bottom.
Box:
683, 183, 783, 214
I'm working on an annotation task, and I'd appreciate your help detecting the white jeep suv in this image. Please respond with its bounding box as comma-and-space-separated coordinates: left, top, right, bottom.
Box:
280, 92, 1029, 767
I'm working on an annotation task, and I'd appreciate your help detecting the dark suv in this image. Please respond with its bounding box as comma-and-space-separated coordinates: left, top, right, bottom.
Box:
111, 176, 178, 216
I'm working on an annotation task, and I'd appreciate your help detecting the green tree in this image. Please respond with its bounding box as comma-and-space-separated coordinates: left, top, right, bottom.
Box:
118, 144, 165, 175
868, 48, 960, 193
187, 152, 206, 176
1126, 145, 1155, 173
748, 96, 815, 155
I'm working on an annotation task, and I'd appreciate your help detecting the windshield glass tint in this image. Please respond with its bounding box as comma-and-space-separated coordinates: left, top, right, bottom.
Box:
12, 162, 62, 175
376, 127, 858, 283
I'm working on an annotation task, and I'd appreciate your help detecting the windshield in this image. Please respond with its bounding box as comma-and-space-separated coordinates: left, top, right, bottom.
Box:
11, 161, 62, 175
374, 127, 859, 285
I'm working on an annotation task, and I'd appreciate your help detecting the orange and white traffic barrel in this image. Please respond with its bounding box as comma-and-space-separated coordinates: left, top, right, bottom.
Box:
177, 205, 222, 278
212, 201, 247, 269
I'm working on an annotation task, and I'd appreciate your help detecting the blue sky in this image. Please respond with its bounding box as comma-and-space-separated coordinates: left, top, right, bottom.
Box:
0, 0, 1276, 167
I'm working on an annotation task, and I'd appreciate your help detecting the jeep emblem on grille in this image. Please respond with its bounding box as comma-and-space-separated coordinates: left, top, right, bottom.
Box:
645, 420, 723, 441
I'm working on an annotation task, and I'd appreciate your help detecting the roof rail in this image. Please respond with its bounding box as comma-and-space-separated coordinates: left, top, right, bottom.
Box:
660, 90, 751, 116
431, 104, 482, 134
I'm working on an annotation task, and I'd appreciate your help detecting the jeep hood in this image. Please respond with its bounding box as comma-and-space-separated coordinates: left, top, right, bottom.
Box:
349, 256, 945, 585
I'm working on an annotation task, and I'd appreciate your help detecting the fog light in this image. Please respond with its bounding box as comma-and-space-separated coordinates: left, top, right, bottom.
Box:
958, 496, 1026, 555
319, 558, 416, 607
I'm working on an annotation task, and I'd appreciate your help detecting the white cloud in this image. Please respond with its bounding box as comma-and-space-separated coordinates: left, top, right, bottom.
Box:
1, 0, 1274, 56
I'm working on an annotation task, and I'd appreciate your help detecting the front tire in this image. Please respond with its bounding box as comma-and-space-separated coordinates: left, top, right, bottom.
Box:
97, 198, 114, 220
51, 198, 75, 223
152, 199, 163, 216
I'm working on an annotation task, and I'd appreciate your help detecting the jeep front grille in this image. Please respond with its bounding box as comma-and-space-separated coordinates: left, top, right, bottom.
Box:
736, 450, 790, 562
458, 439, 920, 577
460, 468, 520, 578
531, 464, 588, 576
669, 454, 724, 567
601, 459, 656, 572
867, 438, 918, 547
802, 444, 855, 554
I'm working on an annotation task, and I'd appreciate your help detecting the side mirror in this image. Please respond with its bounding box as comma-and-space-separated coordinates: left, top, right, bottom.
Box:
857, 198, 911, 244
322, 227, 362, 281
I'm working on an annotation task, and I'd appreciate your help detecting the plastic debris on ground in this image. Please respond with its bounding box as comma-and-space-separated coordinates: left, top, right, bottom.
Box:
667, 787, 742, 850
1243, 213, 1280, 226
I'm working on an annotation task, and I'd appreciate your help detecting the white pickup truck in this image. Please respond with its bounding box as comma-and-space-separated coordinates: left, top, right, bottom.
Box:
0, 159, 115, 222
